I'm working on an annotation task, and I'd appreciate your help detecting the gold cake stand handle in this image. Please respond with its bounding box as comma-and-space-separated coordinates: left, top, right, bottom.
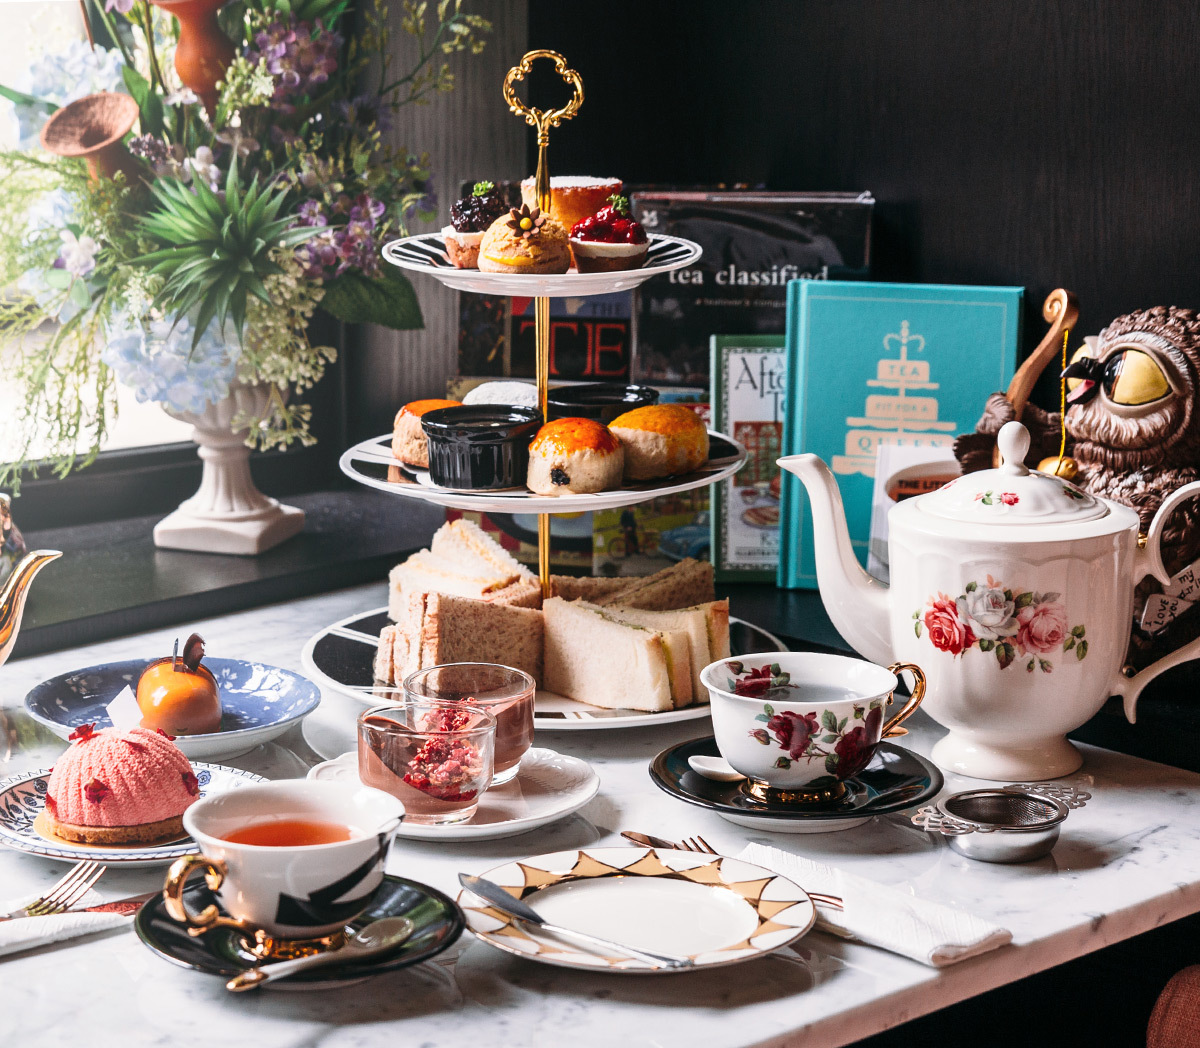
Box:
503, 50, 585, 596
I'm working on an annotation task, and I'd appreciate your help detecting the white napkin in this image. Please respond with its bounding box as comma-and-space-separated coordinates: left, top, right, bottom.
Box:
0, 889, 131, 960
740, 842, 1012, 967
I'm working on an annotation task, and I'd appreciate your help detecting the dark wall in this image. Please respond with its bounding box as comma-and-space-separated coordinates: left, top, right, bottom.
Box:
528, 0, 1200, 397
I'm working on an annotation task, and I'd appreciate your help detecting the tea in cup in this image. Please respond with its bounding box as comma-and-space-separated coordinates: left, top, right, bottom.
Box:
701, 652, 926, 800
165, 779, 403, 940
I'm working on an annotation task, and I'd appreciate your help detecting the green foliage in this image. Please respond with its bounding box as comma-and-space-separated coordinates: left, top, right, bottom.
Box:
134, 161, 320, 346
320, 267, 423, 330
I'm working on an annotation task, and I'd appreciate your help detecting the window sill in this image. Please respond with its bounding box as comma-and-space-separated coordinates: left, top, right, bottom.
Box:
13, 489, 444, 659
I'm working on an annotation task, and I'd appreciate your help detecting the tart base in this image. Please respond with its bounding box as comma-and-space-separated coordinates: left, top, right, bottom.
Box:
45, 811, 187, 846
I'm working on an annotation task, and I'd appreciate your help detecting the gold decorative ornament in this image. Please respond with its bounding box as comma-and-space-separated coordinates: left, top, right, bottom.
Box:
502, 50, 586, 594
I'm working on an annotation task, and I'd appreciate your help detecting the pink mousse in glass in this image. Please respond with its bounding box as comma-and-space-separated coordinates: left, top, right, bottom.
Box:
403, 663, 535, 785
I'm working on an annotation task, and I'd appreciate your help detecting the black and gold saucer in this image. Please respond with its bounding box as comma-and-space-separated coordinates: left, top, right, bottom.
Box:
649, 736, 943, 834
135, 875, 463, 988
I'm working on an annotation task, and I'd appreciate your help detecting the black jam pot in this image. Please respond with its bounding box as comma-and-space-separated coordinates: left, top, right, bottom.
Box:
420, 406, 541, 490
546, 383, 659, 424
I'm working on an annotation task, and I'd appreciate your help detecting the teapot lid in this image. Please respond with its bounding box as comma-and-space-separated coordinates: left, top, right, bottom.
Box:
919, 422, 1108, 525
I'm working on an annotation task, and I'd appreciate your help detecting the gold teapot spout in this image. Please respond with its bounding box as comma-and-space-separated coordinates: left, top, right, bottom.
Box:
0, 550, 61, 668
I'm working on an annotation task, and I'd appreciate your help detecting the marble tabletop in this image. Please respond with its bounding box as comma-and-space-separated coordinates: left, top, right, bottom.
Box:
4, 583, 1200, 1048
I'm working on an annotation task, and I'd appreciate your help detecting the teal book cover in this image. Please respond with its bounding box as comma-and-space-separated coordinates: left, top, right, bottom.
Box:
778, 280, 1022, 589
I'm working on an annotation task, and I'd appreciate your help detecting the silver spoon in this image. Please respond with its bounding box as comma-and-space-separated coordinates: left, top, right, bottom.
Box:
687, 754, 746, 782
225, 917, 415, 992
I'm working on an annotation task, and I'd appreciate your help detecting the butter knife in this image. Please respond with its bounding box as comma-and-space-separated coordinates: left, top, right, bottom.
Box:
458, 873, 692, 970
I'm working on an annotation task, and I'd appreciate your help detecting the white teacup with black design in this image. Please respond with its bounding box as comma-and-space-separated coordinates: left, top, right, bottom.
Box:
165, 780, 404, 940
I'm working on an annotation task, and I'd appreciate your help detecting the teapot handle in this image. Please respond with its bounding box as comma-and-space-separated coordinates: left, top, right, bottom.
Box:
1117, 480, 1200, 722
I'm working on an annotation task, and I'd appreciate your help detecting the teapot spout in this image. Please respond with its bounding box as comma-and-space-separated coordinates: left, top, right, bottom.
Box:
777, 455, 893, 665
0, 550, 61, 667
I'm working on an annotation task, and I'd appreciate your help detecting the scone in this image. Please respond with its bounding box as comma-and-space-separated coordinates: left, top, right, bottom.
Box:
479, 205, 570, 275
527, 417, 624, 495
521, 176, 623, 233
609, 404, 709, 481
44, 724, 201, 845
393, 398, 462, 468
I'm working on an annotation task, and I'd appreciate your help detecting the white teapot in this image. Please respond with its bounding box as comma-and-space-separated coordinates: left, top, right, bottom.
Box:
779, 421, 1200, 780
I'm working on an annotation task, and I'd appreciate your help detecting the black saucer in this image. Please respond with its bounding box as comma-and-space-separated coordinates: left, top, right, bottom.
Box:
649, 737, 943, 825
135, 875, 463, 983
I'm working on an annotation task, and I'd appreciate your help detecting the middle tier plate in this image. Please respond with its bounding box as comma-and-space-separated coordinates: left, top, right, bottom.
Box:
339, 429, 747, 513
300, 607, 787, 730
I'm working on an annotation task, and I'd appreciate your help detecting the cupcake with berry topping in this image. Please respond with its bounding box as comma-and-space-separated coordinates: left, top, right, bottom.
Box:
443, 181, 507, 268
569, 195, 650, 273
478, 204, 571, 275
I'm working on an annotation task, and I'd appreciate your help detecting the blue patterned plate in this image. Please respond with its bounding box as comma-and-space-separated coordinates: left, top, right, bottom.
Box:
0, 763, 264, 867
25, 658, 322, 760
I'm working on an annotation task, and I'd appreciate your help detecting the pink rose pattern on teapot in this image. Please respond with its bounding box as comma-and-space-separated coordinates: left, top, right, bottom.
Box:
913, 574, 1088, 673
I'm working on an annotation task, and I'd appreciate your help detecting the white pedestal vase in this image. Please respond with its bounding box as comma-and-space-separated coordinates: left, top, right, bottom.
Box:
153, 381, 305, 555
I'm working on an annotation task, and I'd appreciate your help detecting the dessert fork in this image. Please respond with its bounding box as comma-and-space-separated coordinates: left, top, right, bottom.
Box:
620, 830, 845, 911
0, 860, 107, 921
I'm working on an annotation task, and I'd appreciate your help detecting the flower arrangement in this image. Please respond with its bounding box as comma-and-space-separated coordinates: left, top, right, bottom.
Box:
0, 0, 490, 488
914, 575, 1088, 672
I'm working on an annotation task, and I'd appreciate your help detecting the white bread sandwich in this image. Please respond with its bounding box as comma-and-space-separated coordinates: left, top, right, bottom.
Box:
388, 519, 540, 618
376, 591, 543, 685
571, 601, 695, 707
542, 597, 674, 712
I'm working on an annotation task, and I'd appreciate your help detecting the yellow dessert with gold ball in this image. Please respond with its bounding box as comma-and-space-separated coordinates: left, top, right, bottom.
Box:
609, 404, 710, 481
478, 204, 571, 275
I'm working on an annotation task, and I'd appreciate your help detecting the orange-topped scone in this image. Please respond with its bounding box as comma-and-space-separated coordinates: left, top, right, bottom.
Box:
527, 417, 624, 495
137, 634, 221, 735
393, 398, 462, 468
609, 404, 709, 481
45, 724, 201, 845
478, 205, 571, 275
520, 176, 623, 234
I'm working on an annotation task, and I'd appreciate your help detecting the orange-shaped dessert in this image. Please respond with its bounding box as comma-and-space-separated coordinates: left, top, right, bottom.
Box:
393, 398, 463, 468
136, 633, 221, 735
527, 417, 624, 495
609, 404, 710, 481
45, 723, 201, 844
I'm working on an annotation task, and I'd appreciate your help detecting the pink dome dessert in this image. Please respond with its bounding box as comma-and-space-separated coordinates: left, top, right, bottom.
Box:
45, 724, 201, 845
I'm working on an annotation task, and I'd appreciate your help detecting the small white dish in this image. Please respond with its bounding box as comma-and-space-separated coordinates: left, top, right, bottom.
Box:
0, 763, 265, 867
458, 846, 816, 973
306, 747, 599, 840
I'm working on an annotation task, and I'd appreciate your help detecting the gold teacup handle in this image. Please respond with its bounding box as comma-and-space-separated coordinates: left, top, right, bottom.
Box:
163, 854, 250, 938
882, 662, 927, 738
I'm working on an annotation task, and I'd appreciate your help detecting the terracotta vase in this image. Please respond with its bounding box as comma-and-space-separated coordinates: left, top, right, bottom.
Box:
155, 380, 304, 555
39, 93, 141, 183
150, 0, 236, 115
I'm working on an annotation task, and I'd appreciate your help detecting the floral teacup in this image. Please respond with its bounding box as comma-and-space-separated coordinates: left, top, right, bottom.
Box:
701, 652, 926, 800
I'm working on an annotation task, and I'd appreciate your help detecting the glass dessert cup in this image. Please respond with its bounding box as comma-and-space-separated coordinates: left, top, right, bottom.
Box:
403, 664, 535, 785
357, 702, 495, 825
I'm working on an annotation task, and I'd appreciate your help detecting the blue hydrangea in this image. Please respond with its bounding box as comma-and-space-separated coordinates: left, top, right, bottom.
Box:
12, 41, 127, 149
102, 315, 242, 415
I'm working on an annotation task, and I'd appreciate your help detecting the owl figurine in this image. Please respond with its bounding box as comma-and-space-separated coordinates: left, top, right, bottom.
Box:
956, 305, 1200, 668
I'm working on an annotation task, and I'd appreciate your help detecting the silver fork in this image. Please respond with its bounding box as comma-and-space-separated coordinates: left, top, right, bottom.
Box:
0, 860, 107, 921
622, 830, 845, 911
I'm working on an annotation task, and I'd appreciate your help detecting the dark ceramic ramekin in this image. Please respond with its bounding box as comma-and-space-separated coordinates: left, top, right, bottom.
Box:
546, 383, 659, 424
420, 405, 541, 490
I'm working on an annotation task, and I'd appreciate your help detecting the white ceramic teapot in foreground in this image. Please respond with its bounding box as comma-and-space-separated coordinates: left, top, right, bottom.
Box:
779, 421, 1200, 780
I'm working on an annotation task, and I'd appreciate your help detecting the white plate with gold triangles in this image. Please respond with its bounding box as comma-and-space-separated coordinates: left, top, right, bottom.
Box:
456, 846, 816, 973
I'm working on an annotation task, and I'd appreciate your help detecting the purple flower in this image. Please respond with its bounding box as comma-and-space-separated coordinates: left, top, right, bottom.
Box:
336, 94, 392, 133
246, 17, 341, 104
348, 194, 384, 226
105, 0, 135, 12
297, 200, 327, 227
129, 134, 169, 165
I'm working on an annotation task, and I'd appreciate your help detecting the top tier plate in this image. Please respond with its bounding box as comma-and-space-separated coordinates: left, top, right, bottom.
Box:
381, 232, 701, 296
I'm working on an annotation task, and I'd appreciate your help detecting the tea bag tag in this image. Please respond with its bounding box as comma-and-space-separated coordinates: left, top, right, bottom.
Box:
106, 685, 142, 731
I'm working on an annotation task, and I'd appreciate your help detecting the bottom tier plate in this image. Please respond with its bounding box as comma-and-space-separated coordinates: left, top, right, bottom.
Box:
300, 606, 787, 730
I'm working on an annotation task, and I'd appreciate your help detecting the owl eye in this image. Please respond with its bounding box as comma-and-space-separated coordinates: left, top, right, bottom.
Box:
1103, 348, 1171, 406
1065, 345, 1093, 393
